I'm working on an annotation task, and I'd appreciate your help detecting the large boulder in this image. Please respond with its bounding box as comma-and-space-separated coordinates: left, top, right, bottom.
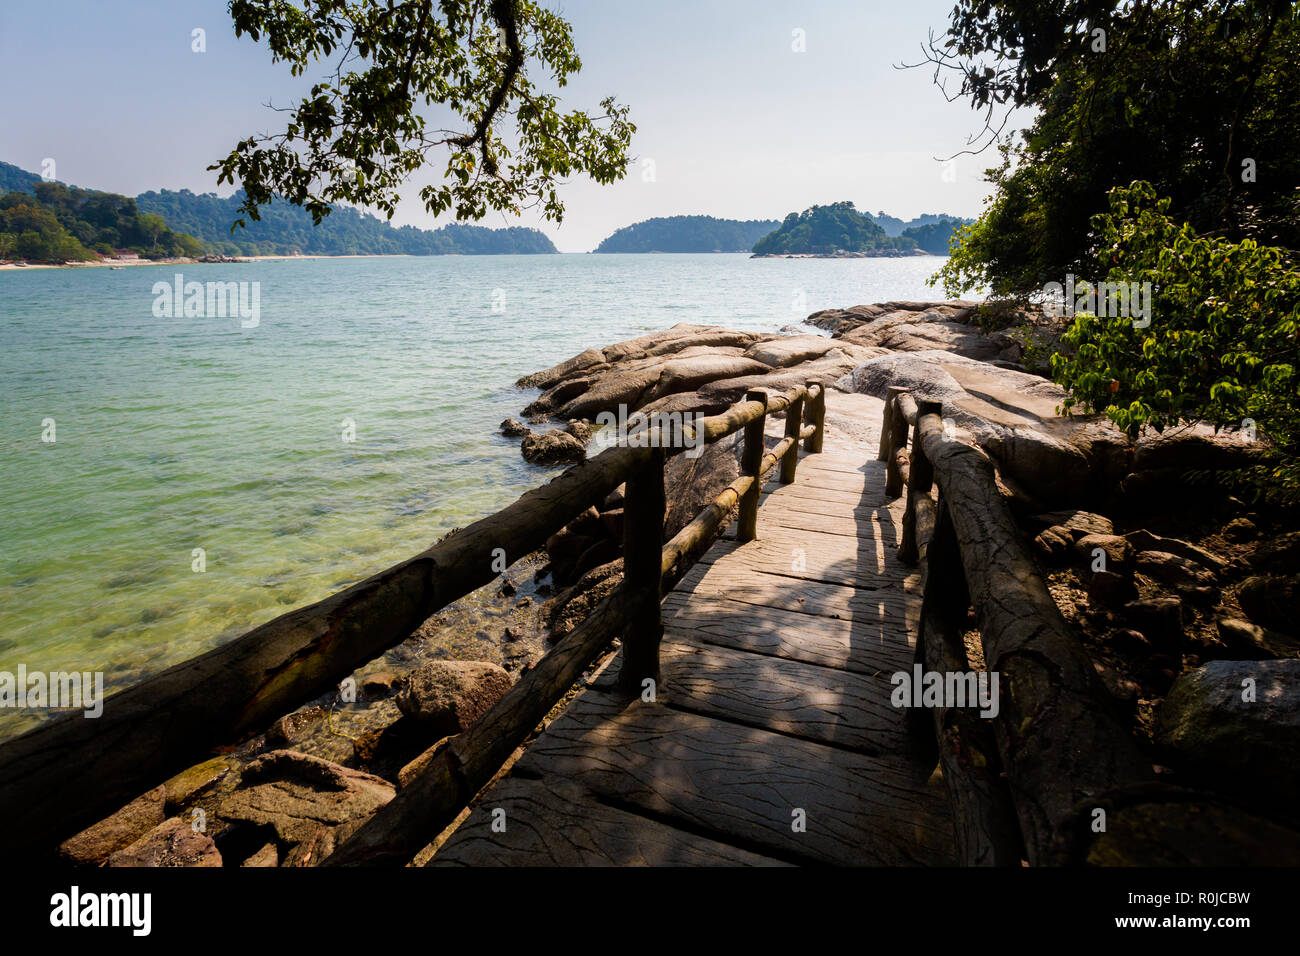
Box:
1237, 574, 1300, 633
663, 431, 743, 540
107, 817, 222, 868
395, 660, 514, 737
59, 785, 166, 866
837, 350, 1131, 504
1157, 660, 1300, 806
518, 324, 769, 391
1134, 550, 1217, 598
840, 310, 1003, 361
218, 750, 395, 866
521, 429, 586, 465
1216, 617, 1300, 659
698, 347, 885, 407
744, 335, 841, 368
557, 354, 773, 420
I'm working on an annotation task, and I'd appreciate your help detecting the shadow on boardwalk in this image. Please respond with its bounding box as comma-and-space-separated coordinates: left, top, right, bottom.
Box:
429, 395, 957, 866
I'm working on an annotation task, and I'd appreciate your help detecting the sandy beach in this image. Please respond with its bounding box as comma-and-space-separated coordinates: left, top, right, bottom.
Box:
0, 253, 412, 271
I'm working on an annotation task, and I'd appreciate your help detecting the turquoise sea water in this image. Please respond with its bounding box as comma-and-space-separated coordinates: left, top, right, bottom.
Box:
0, 253, 947, 726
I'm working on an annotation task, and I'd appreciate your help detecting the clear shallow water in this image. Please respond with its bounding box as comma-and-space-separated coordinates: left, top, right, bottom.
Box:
0, 253, 948, 719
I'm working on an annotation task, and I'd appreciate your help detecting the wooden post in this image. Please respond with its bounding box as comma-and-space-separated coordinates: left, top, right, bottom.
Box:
898, 400, 940, 565
618, 447, 666, 694
803, 382, 825, 453
878, 387, 899, 465
780, 394, 804, 484
737, 390, 768, 542
883, 387, 909, 499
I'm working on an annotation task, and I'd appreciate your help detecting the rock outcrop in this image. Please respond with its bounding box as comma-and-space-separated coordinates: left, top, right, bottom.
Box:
218, 750, 395, 867
1157, 660, 1300, 808
395, 660, 514, 737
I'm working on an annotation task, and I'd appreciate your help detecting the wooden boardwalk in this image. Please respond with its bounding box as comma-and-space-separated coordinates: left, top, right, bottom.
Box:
430, 394, 957, 866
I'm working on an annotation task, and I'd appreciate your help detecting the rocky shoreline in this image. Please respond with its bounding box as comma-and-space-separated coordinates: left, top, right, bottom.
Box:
54, 298, 1299, 866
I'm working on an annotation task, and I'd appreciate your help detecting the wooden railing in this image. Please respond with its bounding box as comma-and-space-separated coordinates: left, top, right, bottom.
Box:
879, 388, 1153, 866
0, 380, 826, 861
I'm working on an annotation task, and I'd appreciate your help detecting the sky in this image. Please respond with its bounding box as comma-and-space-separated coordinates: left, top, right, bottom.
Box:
0, 0, 1014, 252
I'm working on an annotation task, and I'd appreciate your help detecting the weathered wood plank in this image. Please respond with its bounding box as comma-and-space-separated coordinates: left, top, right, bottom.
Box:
429, 775, 787, 867
672, 561, 921, 621
660, 598, 917, 675
658, 639, 915, 754
510, 690, 956, 866
757, 481, 881, 507
698, 526, 920, 591
757, 505, 901, 540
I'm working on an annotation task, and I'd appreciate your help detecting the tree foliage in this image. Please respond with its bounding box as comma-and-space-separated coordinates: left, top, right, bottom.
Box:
214, 0, 635, 229
1052, 182, 1299, 494
928, 0, 1300, 298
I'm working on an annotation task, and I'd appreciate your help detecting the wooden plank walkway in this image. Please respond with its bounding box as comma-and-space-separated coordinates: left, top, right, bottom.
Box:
429, 393, 957, 866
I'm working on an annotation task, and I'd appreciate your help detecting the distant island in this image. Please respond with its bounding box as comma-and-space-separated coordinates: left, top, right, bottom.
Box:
751, 201, 969, 257
591, 210, 970, 256
0, 160, 558, 262
594, 215, 779, 253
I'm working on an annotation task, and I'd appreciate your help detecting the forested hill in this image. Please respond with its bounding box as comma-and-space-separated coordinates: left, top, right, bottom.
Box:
752, 202, 919, 255
135, 189, 558, 256
0, 160, 43, 195
0, 161, 558, 257
868, 211, 967, 237
594, 216, 779, 253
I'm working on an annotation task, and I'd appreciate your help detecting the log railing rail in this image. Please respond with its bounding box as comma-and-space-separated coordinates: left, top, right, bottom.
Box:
0, 380, 825, 860
879, 389, 1153, 866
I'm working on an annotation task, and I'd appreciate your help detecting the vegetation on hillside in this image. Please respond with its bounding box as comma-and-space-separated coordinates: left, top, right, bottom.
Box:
752, 202, 919, 255
869, 210, 968, 238
0, 183, 204, 263
901, 218, 967, 254
136, 189, 557, 256
594, 216, 778, 253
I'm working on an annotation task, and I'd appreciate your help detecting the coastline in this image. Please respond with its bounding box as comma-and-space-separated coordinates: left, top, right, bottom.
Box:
0, 253, 413, 272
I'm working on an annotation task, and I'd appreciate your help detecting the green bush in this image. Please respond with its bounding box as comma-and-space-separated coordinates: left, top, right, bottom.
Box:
1051, 181, 1299, 497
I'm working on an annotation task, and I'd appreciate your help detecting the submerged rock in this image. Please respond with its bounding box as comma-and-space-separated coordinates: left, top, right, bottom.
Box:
500, 417, 530, 438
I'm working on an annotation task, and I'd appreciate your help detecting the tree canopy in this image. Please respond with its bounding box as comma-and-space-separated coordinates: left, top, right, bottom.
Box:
929, 0, 1300, 298
214, 0, 635, 230
926, 0, 1300, 497
752, 202, 918, 256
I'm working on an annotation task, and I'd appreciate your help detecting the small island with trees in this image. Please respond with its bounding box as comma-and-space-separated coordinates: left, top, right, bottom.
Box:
751, 201, 968, 257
